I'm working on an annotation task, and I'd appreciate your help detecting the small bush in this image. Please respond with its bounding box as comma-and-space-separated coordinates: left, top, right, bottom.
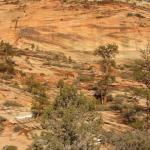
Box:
0, 116, 7, 123
2, 145, 17, 150
0, 59, 15, 74
1, 72, 13, 80
110, 103, 124, 111
3, 101, 22, 107
0, 124, 4, 133
78, 74, 94, 82
26, 76, 46, 96
13, 125, 22, 133
57, 79, 65, 88
105, 130, 150, 150
122, 106, 136, 123
127, 13, 144, 18
0, 40, 16, 57
130, 119, 144, 130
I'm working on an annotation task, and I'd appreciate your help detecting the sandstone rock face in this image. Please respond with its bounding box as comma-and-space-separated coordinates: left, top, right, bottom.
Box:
0, 0, 150, 63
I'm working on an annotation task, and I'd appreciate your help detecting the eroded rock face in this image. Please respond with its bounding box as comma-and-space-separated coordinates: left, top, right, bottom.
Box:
0, 0, 150, 63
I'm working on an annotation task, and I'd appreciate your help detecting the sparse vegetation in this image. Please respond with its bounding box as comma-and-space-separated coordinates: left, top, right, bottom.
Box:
104, 130, 150, 150
25, 75, 49, 117
132, 43, 150, 130
77, 73, 94, 82
94, 43, 119, 104
3, 100, 22, 107
0, 1, 150, 149
2, 145, 18, 150
0, 41, 16, 77
29, 83, 102, 150
13, 125, 22, 133
0, 116, 7, 123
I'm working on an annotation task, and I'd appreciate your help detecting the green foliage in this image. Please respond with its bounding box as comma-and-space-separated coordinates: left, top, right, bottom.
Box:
30, 84, 103, 150
130, 119, 145, 129
57, 79, 65, 88
2, 145, 18, 150
0, 116, 7, 123
26, 75, 48, 117
13, 125, 22, 133
105, 130, 150, 150
54, 84, 96, 111
132, 45, 150, 88
0, 58, 15, 74
26, 75, 46, 96
3, 101, 22, 107
77, 74, 94, 82
95, 44, 118, 60
0, 40, 16, 57
131, 87, 150, 99
132, 44, 150, 130
0, 41, 16, 76
0, 116, 6, 134
0, 124, 4, 134
94, 43, 118, 104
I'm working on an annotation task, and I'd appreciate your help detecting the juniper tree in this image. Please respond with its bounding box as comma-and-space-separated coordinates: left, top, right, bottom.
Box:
94, 44, 119, 104
29, 83, 103, 150
132, 43, 150, 130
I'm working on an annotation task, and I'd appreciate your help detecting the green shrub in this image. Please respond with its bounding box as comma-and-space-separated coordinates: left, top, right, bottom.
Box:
105, 130, 150, 150
0, 116, 7, 123
130, 119, 144, 130
2, 145, 17, 150
57, 79, 65, 88
30, 83, 102, 150
0, 124, 4, 133
0, 40, 16, 57
110, 103, 124, 111
27, 76, 49, 117
3, 101, 22, 107
0, 59, 15, 74
78, 74, 94, 82
26, 75, 46, 96
13, 125, 22, 132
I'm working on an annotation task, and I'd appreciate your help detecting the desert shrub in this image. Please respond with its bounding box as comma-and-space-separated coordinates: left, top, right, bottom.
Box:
0, 116, 7, 123
105, 130, 150, 150
127, 12, 144, 18
94, 43, 119, 104
0, 124, 4, 133
0, 116, 6, 134
72, 64, 86, 70
110, 103, 124, 111
26, 75, 46, 96
77, 74, 94, 82
54, 84, 97, 112
131, 87, 150, 99
46, 51, 68, 63
121, 104, 144, 127
0, 60, 15, 74
1, 72, 13, 80
26, 76, 49, 117
130, 119, 145, 130
2, 145, 17, 150
0, 40, 16, 57
30, 83, 103, 150
57, 79, 65, 88
122, 105, 137, 123
31, 93, 48, 117
3, 101, 22, 107
13, 125, 22, 132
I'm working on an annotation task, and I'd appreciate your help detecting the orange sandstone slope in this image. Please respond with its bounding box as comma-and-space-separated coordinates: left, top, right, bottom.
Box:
0, 0, 150, 62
